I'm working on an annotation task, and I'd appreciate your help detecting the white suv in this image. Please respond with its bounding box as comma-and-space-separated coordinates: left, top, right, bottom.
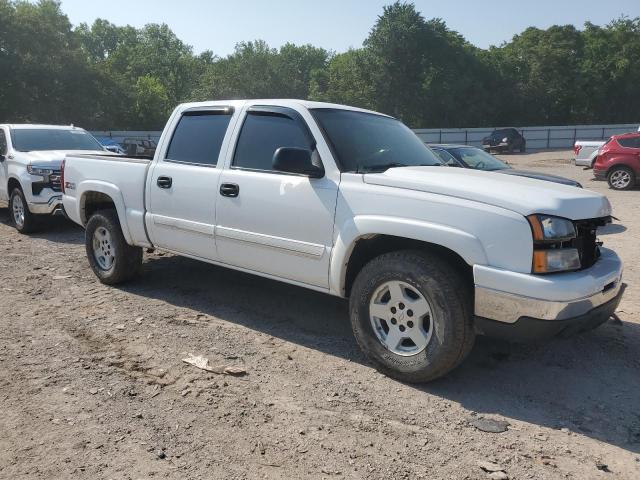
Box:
0, 124, 106, 233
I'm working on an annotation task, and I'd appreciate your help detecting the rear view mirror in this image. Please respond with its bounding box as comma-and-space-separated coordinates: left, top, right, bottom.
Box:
273, 147, 324, 178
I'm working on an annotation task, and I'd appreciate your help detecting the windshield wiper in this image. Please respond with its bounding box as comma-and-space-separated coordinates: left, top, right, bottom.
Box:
356, 163, 440, 173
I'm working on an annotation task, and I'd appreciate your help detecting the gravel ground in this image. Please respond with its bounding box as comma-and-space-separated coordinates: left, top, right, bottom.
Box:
0, 150, 638, 480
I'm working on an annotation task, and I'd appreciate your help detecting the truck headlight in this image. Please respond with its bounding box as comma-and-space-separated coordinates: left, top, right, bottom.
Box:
527, 214, 576, 242
527, 214, 580, 273
27, 165, 54, 176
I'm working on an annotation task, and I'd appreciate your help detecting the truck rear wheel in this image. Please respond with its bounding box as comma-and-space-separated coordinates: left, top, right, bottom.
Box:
9, 187, 39, 234
349, 250, 475, 383
85, 209, 142, 284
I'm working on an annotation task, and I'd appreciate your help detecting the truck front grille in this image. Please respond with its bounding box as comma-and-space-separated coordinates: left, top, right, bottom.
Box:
573, 218, 609, 270
31, 169, 62, 195
49, 171, 62, 191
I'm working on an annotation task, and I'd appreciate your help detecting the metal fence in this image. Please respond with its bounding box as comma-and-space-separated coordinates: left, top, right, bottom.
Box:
92, 123, 640, 152
413, 123, 639, 150
91, 130, 163, 144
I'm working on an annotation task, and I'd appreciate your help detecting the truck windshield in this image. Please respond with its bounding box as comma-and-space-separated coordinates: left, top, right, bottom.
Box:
11, 129, 103, 152
311, 109, 441, 172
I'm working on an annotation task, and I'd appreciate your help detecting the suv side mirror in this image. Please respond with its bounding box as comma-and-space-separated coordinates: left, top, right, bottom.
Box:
0, 154, 5, 162
273, 147, 324, 178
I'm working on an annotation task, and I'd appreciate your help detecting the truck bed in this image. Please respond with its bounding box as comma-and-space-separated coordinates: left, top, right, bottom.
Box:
62, 153, 153, 247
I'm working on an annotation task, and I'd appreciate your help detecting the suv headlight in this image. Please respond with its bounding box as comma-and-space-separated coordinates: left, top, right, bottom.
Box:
27, 165, 54, 176
527, 214, 580, 273
502, 137, 509, 143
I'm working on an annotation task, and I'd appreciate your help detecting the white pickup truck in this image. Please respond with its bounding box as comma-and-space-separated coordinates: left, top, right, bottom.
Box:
573, 140, 606, 168
0, 124, 106, 232
62, 100, 624, 382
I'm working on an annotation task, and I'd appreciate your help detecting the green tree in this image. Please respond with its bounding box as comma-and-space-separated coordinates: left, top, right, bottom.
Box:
194, 40, 328, 100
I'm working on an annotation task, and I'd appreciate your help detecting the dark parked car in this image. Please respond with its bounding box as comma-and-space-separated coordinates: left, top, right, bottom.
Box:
593, 132, 640, 190
482, 128, 526, 153
122, 138, 157, 157
430, 144, 582, 187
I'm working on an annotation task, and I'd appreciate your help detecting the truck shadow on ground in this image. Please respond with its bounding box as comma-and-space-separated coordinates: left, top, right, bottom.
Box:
122, 253, 640, 454
0, 208, 84, 244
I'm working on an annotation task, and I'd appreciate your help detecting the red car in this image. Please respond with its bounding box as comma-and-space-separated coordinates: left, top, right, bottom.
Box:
593, 132, 640, 190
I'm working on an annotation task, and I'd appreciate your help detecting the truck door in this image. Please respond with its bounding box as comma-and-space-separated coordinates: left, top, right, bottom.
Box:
146, 107, 235, 260
0, 128, 8, 201
215, 106, 339, 289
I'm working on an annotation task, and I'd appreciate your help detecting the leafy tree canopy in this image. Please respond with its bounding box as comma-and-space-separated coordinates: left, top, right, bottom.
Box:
1, 0, 638, 129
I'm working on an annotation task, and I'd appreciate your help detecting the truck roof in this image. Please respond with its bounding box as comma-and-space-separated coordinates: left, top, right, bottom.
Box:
1, 124, 86, 131
176, 99, 392, 118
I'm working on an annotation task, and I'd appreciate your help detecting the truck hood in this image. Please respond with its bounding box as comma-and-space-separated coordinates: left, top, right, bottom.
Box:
363, 166, 611, 220
15, 150, 106, 168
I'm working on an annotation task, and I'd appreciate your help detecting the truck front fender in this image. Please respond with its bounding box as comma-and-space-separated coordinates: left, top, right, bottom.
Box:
330, 215, 488, 296
76, 181, 133, 244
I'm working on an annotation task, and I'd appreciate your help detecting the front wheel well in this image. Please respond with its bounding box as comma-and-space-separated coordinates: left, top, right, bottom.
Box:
7, 177, 21, 194
343, 235, 473, 297
81, 191, 117, 225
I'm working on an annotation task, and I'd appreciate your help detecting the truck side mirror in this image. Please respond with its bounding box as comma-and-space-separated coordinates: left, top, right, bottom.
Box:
273, 147, 324, 178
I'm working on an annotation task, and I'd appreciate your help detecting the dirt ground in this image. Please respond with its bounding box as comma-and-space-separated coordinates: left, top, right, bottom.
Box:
0, 150, 638, 480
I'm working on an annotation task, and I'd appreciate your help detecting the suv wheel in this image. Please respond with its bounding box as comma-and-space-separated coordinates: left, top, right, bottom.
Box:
9, 188, 39, 234
85, 209, 142, 284
349, 250, 475, 383
607, 166, 635, 190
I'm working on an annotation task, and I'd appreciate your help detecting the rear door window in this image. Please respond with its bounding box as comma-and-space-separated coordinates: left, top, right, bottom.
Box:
617, 137, 640, 149
166, 111, 233, 166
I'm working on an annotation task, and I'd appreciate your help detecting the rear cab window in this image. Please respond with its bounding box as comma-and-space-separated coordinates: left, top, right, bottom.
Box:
165, 110, 234, 166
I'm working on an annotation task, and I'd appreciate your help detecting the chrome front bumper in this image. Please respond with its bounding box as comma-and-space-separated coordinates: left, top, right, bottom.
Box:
474, 248, 623, 324
28, 195, 63, 215
475, 276, 623, 324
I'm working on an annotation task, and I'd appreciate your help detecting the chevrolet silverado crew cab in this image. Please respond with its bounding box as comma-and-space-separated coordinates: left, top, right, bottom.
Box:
0, 124, 106, 233
61, 100, 624, 382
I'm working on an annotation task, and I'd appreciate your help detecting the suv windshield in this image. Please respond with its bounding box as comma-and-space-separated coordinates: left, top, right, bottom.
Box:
11, 128, 103, 152
447, 147, 509, 171
311, 109, 441, 172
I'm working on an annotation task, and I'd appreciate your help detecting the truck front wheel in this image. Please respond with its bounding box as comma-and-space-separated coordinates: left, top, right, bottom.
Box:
85, 209, 142, 284
9, 187, 39, 234
349, 250, 475, 383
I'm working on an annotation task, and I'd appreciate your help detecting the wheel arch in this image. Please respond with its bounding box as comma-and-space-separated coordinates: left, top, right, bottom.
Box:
77, 182, 133, 244
7, 176, 22, 194
330, 216, 487, 297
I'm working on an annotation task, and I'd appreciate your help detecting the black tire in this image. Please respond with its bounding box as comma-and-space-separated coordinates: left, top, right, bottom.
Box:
85, 209, 142, 284
520, 141, 526, 153
607, 166, 636, 191
507, 143, 514, 154
9, 187, 39, 234
349, 250, 475, 383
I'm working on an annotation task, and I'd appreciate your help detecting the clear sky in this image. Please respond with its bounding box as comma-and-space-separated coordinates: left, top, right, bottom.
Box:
59, 0, 640, 56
